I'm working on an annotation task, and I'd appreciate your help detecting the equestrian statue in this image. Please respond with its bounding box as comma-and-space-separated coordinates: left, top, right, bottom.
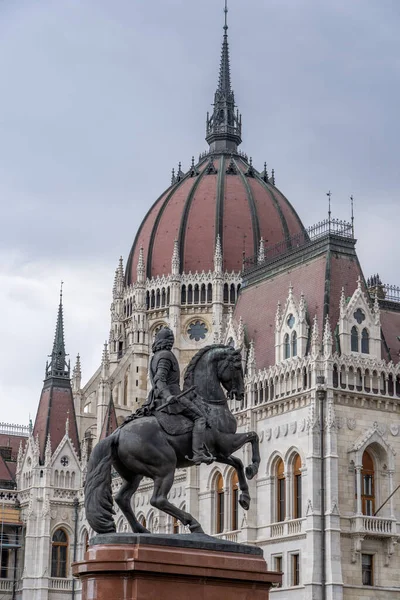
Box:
84, 327, 260, 534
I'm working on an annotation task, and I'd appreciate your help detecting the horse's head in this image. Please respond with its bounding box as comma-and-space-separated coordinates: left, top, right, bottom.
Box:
217, 347, 245, 403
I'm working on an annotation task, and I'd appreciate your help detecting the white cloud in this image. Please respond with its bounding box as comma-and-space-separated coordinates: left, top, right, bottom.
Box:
0, 251, 112, 423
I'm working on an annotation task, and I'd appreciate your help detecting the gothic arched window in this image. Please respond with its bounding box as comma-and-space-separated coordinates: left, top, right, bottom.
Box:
231, 472, 239, 531
230, 284, 236, 304
293, 454, 302, 519
181, 285, 186, 304
291, 331, 297, 357
276, 459, 286, 522
216, 474, 224, 533
361, 328, 369, 354
139, 515, 147, 529
51, 529, 68, 578
351, 326, 359, 352
284, 334, 290, 359
223, 283, 229, 303
361, 450, 375, 516
207, 283, 213, 303
200, 284, 206, 303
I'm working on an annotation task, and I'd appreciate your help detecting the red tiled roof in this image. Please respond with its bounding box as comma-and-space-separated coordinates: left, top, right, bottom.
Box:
5, 462, 16, 479
0, 435, 27, 461
125, 155, 304, 283
236, 246, 364, 370
380, 310, 400, 364
100, 396, 118, 440
0, 456, 13, 482
33, 382, 80, 463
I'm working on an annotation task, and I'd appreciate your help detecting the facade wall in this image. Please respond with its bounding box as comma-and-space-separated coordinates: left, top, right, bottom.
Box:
11, 262, 400, 600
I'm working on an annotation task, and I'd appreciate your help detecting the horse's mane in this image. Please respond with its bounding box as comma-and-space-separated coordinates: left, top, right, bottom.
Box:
183, 344, 228, 388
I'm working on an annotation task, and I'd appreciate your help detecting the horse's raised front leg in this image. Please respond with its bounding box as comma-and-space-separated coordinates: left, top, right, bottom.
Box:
115, 475, 149, 533
150, 471, 204, 533
216, 431, 260, 480
215, 455, 251, 511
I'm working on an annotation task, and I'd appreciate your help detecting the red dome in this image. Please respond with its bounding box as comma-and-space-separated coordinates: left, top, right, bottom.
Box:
125, 154, 305, 284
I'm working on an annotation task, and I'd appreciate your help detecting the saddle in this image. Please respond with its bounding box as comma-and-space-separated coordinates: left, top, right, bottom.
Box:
154, 411, 194, 436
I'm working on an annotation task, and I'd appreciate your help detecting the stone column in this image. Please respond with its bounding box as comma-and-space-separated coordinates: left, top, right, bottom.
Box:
355, 465, 362, 515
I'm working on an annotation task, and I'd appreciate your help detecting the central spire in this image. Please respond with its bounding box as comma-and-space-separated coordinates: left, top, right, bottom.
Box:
206, 0, 242, 153
46, 283, 70, 380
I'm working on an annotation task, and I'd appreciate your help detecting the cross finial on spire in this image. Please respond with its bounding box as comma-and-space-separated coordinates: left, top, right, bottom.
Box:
206, 1, 242, 153
224, 0, 228, 32
350, 194, 354, 237
326, 190, 332, 224
46, 287, 69, 380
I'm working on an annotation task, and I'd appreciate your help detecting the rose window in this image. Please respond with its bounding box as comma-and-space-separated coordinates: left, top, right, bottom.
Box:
187, 321, 208, 341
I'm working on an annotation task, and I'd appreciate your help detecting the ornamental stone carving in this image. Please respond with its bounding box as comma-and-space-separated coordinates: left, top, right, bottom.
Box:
347, 418, 356, 430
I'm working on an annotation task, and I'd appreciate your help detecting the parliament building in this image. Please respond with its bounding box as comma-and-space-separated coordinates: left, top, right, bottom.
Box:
1, 5, 399, 599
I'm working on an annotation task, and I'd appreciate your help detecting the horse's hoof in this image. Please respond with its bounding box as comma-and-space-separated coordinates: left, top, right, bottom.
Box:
135, 525, 150, 534
239, 494, 250, 511
245, 464, 258, 480
189, 523, 204, 534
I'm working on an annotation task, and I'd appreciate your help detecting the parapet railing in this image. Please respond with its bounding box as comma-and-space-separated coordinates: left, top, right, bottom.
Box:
243, 218, 354, 273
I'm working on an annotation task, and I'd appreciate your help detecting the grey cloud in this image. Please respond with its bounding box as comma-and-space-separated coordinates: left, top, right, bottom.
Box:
0, 0, 399, 422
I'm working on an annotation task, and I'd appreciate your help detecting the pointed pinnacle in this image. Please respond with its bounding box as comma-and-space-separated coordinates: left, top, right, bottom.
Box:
172, 239, 180, 272
118, 256, 124, 278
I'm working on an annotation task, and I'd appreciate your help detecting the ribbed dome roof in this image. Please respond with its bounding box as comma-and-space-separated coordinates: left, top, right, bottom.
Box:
125, 6, 305, 284
125, 155, 304, 284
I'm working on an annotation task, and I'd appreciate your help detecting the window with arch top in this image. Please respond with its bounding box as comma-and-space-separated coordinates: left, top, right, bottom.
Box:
284, 334, 290, 359
361, 328, 369, 354
276, 459, 286, 522
293, 454, 302, 519
51, 529, 68, 578
291, 331, 297, 357
231, 472, 239, 531
351, 326, 359, 352
138, 515, 147, 530
361, 450, 375, 515
216, 473, 224, 533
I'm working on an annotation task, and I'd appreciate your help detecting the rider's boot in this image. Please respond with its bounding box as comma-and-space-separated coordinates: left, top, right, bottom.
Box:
191, 419, 214, 465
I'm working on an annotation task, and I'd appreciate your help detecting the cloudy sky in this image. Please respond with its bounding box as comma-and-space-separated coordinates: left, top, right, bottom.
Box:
0, 0, 399, 424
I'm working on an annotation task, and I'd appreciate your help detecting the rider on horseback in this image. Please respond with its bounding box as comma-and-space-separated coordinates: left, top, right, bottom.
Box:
143, 327, 214, 466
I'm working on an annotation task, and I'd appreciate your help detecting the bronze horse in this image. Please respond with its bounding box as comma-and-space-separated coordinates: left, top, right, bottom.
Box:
84, 345, 260, 534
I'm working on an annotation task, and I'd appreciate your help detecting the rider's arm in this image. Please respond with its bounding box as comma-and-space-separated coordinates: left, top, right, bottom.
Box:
153, 358, 173, 401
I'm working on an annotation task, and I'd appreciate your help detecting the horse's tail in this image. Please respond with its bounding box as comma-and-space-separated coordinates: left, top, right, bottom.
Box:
84, 431, 119, 534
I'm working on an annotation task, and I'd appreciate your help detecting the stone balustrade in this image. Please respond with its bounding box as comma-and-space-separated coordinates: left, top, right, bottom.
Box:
0, 580, 13, 591
270, 518, 304, 538
332, 357, 400, 398
49, 578, 73, 590
350, 515, 395, 537
214, 530, 239, 543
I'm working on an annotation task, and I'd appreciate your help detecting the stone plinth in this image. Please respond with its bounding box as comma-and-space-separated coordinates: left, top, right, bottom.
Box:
72, 533, 281, 600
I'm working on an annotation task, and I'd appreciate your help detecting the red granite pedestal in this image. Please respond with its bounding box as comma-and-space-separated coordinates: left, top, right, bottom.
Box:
72, 533, 281, 600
